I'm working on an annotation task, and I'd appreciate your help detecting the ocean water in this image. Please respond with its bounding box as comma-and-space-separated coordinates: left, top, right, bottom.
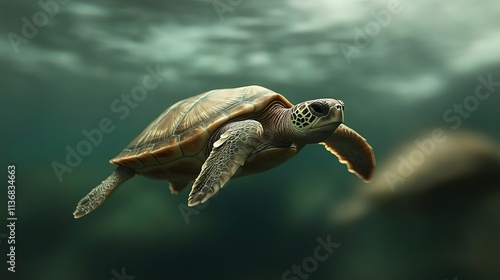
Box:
1, 0, 499, 279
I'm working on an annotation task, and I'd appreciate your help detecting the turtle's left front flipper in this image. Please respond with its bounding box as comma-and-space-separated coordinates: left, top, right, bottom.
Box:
320, 124, 375, 182
188, 120, 264, 206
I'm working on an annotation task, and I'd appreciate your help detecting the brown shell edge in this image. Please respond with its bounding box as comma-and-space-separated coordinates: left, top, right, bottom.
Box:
109, 85, 293, 170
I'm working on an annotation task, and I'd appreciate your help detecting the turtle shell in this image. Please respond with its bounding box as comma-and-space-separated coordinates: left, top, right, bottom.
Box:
110, 85, 293, 179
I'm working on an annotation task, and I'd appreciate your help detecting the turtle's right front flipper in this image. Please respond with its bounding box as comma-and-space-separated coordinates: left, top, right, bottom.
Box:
73, 166, 135, 219
320, 124, 375, 182
188, 120, 264, 206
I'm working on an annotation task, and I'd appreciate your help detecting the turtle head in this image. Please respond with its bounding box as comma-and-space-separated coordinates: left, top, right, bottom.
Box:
289, 99, 344, 143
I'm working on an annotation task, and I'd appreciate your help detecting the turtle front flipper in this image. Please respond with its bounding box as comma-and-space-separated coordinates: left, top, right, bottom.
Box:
73, 166, 135, 219
188, 120, 264, 206
320, 124, 375, 182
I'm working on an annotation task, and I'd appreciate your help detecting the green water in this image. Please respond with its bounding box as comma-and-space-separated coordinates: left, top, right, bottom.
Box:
1, 0, 500, 279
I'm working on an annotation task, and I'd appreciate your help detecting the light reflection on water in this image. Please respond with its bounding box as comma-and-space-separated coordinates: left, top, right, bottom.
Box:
1, 0, 499, 279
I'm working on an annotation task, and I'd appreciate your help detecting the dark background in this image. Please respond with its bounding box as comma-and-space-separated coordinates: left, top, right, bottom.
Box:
1, 0, 499, 279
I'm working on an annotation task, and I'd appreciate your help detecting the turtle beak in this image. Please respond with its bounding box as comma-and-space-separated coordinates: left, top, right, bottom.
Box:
327, 99, 344, 123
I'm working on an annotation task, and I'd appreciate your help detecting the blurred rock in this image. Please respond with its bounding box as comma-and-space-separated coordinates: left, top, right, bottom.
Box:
332, 130, 500, 280
334, 129, 500, 223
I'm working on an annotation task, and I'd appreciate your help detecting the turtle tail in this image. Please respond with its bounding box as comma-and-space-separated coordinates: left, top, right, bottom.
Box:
73, 166, 135, 219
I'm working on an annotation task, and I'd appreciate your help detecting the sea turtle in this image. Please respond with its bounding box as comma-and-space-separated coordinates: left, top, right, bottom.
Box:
73, 85, 375, 218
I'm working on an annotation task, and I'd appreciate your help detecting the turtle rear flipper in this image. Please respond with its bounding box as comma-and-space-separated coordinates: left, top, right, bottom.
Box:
321, 124, 375, 182
169, 180, 192, 194
73, 166, 135, 219
188, 120, 264, 206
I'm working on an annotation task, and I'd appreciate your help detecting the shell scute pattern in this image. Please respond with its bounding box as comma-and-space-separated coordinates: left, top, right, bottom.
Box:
111, 86, 292, 170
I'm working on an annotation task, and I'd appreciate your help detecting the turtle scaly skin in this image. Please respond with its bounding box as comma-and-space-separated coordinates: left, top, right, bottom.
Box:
73, 85, 375, 218
73, 166, 134, 219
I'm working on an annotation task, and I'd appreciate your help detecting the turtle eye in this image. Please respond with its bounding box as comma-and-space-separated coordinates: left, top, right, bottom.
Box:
309, 102, 328, 117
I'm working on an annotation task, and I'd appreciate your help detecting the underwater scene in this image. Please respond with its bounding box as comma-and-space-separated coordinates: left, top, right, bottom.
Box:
1, 0, 500, 279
